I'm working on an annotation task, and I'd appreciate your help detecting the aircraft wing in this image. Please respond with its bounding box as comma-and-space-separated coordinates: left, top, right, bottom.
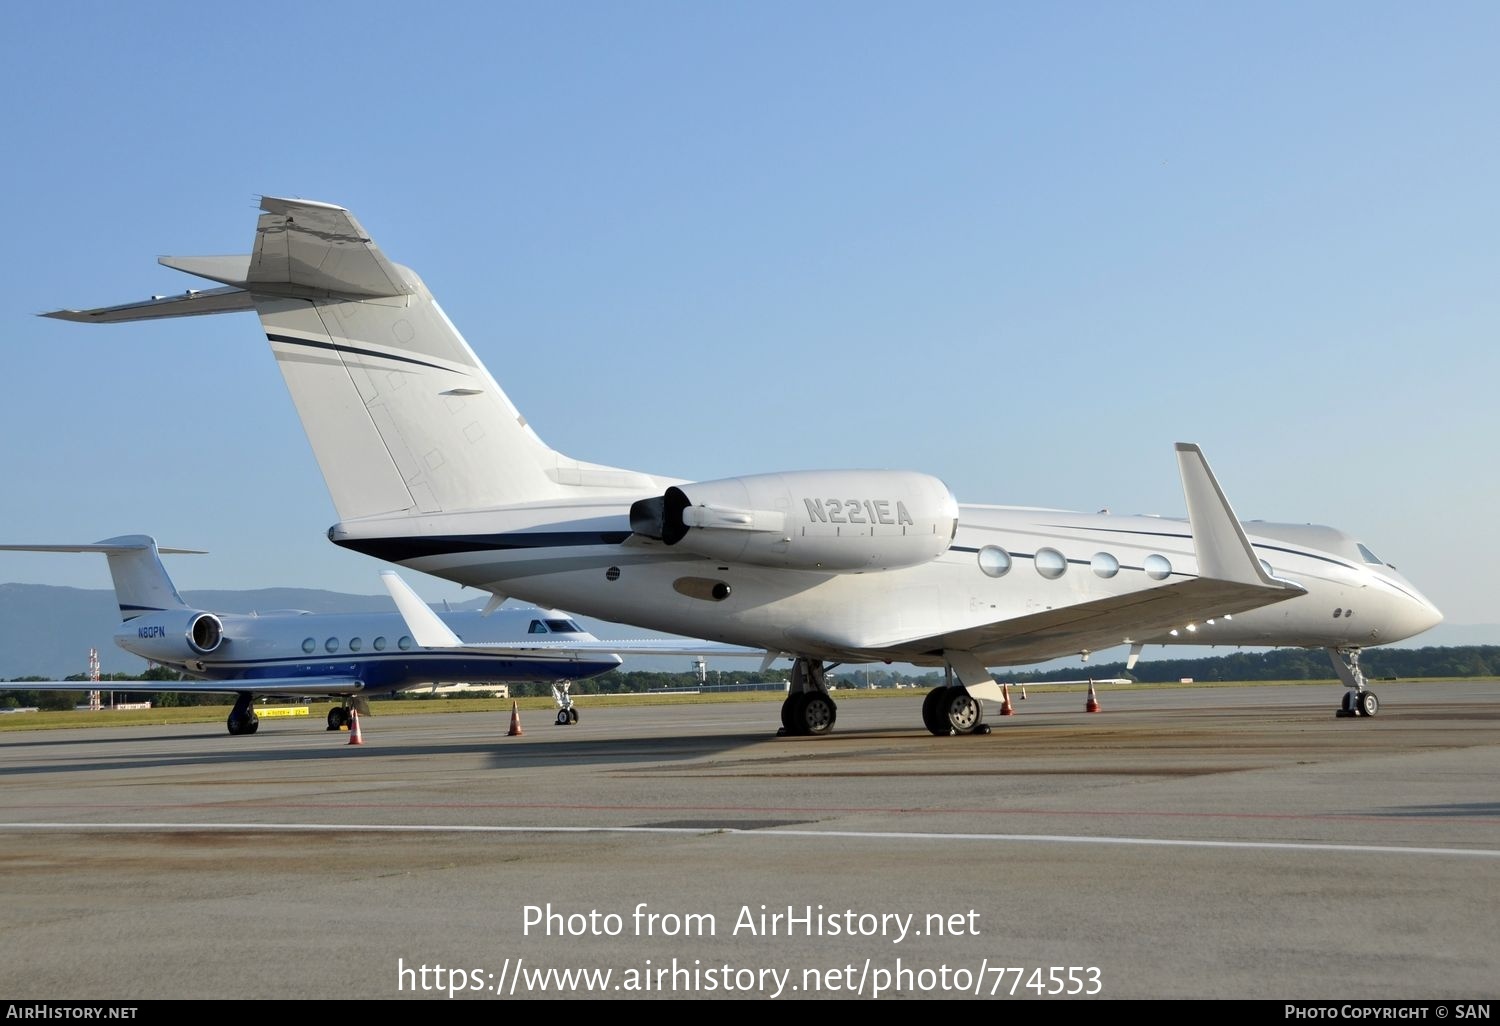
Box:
0, 677, 365, 698
378, 571, 779, 662
809, 443, 1308, 665
889, 576, 1299, 666
405, 638, 776, 659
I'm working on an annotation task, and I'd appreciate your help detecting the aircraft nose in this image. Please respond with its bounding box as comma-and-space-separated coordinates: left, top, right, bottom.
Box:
1387, 588, 1443, 643
1412, 596, 1444, 636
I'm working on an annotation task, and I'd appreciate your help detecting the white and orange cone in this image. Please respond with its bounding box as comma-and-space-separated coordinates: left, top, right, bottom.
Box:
507, 700, 525, 737
1000, 683, 1015, 716
1085, 681, 1101, 713
348, 709, 365, 745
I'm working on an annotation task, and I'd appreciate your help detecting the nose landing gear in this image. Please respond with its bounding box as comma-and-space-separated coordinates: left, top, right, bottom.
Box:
1329, 647, 1380, 718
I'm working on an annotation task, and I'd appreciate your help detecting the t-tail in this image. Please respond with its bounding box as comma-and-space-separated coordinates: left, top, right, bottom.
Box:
0, 536, 202, 620
47, 197, 664, 524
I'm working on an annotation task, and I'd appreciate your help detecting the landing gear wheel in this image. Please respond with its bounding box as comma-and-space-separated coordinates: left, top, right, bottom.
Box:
797, 692, 837, 736
227, 694, 260, 737
1357, 691, 1380, 717
941, 689, 985, 735
779, 694, 799, 735
778, 692, 837, 736
922, 687, 949, 736
1337, 692, 1357, 718
568, 708, 579, 724
556, 709, 571, 726
327, 707, 350, 731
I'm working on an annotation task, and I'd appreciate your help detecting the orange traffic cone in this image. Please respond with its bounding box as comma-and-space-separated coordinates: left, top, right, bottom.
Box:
507, 700, 525, 737
1019, 684, 1027, 700
348, 709, 365, 745
1000, 683, 1015, 716
1085, 681, 1100, 713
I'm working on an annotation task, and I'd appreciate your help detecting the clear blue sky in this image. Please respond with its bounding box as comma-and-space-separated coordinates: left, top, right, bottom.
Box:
3, 2, 1497, 641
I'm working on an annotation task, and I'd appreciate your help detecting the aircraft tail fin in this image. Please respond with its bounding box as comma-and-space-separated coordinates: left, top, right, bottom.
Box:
45, 196, 663, 522
0, 536, 204, 621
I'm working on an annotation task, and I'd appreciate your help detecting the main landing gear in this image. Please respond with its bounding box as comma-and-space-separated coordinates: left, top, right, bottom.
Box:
326, 697, 371, 731
778, 658, 838, 736
1329, 647, 1380, 718
921, 663, 991, 736
227, 693, 260, 736
553, 683, 580, 725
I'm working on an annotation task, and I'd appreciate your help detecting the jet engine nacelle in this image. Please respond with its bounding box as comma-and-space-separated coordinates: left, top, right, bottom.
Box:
629, 469, 958, 572
114, 609, 225, 664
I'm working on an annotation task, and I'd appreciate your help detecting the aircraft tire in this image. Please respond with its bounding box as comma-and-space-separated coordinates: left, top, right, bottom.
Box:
780, 694, 803, 736
942, 690, 984, 735
921, 687, 948, 736
1358, 691, 1380, 717
798, 692, 837, 736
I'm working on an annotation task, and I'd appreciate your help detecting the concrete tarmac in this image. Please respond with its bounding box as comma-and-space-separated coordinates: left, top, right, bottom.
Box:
2, 680, 1497, 1001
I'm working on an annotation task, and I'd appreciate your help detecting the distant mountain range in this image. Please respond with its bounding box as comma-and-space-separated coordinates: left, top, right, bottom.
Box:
2, 582, 1494, 680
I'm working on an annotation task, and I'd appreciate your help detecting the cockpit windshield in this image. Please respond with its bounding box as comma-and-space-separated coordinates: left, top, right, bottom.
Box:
1356, 544, 1384, 565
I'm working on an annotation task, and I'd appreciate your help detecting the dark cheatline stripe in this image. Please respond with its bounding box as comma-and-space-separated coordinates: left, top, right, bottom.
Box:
1250, 543, 1354, 571
334, 531, 633, 562
266, 333, 450, 372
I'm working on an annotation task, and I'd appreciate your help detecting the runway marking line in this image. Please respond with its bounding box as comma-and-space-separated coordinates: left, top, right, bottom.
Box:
2, 821, 1498, 859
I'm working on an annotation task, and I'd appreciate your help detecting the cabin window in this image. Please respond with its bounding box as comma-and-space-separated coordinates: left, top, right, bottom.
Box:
324, 637, 339, 653
302, 637, 316, 654
373, 637, 387, 651
1034, 548, 1066, 580
1091, 552, 1120, 579
977, 545, 1011, 578
349, 638, 362, 652
1145, 554, 1172, 581
398, 636, 414, 651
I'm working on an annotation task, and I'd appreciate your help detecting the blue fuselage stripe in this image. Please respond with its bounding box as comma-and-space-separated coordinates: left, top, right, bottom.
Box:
190, 655, 619, 690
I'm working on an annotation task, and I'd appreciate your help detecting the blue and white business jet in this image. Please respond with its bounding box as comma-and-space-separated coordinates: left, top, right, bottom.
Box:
0, 536, 756, 736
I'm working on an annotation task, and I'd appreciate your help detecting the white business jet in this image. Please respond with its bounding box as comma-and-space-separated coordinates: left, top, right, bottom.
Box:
43, 197, 1444, 737
0, 536, 644, 735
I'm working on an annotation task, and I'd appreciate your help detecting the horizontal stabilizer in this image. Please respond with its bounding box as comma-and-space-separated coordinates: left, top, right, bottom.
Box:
43, 286, 254, 323
157, 255, 253, 287
247, 196, 412, 298
0, 538, 205, 556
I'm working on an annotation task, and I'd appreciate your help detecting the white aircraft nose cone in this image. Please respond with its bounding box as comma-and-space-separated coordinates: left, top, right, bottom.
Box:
1384, 589, 1443, 643
1411, 597, 1444, 637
